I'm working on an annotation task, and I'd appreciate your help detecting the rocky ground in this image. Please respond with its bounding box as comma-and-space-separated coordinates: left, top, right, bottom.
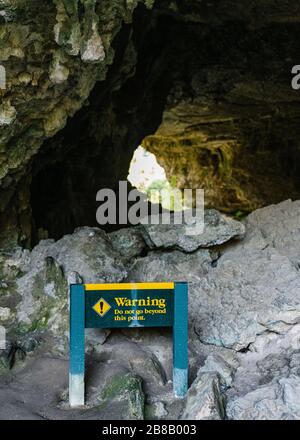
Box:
0, 199, 300, 420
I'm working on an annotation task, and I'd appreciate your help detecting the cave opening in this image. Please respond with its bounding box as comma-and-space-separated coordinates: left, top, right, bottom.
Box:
28, 2, 300, 247
127, 145, 183, 211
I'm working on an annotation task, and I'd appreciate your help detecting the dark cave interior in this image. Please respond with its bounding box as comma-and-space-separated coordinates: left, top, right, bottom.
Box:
29, 3, 300, 244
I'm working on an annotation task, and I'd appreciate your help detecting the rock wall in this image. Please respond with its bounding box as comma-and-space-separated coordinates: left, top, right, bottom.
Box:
0, 200, 300, 419
1, 1, 300, 246
143, 4, 300, 214
0, 0, 155, 246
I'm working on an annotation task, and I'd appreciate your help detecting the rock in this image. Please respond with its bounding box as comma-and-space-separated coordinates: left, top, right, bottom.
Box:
0, 247, 30, 276
2, 0, 300, 252
49, 51, 70, 84
109, 227, 146, 260
0, 307, 11, 322
243, 199, 300, 267
227, 375, 300, 420
0, 346, 10, 374
0, 325, 6, 350
140, 210, 245, 252
66, 271, 82, 285
120, 328, 174, 383
194, 251, 300, 350
0, 200, 299, 420
0, 356, 70, 419
199, 354, 236, 388
95, 333, 169, 393
80, 23, 105, 63
145, 401, 168, 419
0, 0, 155, 245
225, 324, 300, 420
1, 227, 126, 350
181, 372, 225, 420
127, 248, 214, 283
16, 256, 68, 336
100, 373, 145, 420
0, 354, 145, 420
29, 227, 127, 284
144, 59, 300, 216
0, 101, 16, 126
129, 353, 167, 387
85, 328, 110, 351
0, 342, 26, 372
18, 334, 41, 353
193, 246, 300, 350
192, 202, 300, 350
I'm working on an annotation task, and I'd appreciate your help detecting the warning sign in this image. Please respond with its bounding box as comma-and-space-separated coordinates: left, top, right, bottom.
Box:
92, 298, 111, 317
85, 283, 174, 328
69, 281, 188, 407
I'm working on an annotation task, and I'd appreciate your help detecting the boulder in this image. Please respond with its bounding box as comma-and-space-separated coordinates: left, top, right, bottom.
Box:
226, 323, 300, 420
29, 227, 127, 284
127, 248, 214, 283
108, 227, 146, 260
181, 372, 225, 420
140, 210, 245, 252
192, 201, 300, 350
1, 227, 127, 352
99, 373, 145, 420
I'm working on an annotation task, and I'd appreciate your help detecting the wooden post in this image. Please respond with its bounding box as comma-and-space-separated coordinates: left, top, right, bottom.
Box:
69, 284, 85, 407
173, 282, 188, 398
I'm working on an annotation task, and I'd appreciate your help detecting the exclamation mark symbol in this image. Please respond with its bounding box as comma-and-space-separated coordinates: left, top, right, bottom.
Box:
93, 298, 111, 317
99, 300, 104, 315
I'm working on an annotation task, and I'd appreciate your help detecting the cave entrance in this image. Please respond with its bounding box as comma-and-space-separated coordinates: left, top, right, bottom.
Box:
30, 5, 181, 245
27, 3, 300, 248
127, 145, 184, 212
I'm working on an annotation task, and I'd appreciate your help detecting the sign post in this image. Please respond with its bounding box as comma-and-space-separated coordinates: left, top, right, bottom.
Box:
69, 282, 188, 407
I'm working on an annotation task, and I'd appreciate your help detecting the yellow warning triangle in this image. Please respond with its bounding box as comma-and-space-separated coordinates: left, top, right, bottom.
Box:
93, 298, 111, 317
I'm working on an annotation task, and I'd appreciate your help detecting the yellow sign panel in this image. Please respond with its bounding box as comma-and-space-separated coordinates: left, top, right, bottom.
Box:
85, 282, 174, 291
92, 298, 111, 317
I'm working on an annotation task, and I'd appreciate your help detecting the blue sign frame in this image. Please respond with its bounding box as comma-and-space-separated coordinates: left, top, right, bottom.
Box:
69, 282, 188, 407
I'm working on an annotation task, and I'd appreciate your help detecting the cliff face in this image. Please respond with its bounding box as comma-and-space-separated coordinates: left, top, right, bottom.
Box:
1, 0, 300, 246
0, 0, 154, 245
143, 3, 300, 214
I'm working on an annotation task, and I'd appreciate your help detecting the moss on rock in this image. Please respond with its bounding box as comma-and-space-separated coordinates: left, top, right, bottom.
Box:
101, 372, 145, 420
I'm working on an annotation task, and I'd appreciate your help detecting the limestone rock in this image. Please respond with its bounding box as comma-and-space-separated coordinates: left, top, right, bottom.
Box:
0, 307, 11, 322
29, 227, 127, 284
100, 373, 145, 420
1, 227, 126, 351
199, 354, 236, 388
109, 227, 146, 260
0, 101, 16, 126
181, 372, 225, 420
192, 201, 300, 350
81, 23, 105, 63
16, 256, 68, 336
192, 246, 300, 350
0, 0, 154, 246
85, 328, 111, 352
127, 248, 214, 283
145, 401, 168, 419
0, 201, 300, 420
227, 374, 300, 420
140, 210, 245, 252
226, 324, 300, 420
243, 199, 300, 267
